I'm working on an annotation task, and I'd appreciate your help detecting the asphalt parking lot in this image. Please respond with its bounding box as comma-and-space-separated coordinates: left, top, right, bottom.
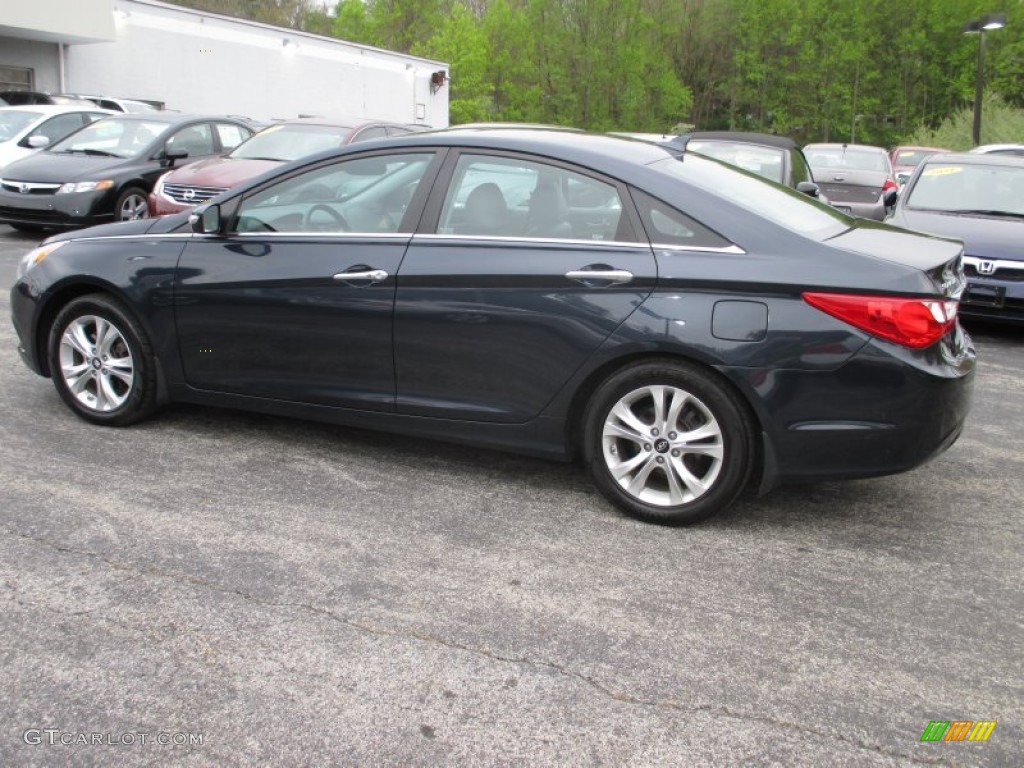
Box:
0, 224, 1020, 767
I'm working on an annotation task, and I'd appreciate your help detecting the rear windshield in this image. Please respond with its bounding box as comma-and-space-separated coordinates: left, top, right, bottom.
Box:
652, 155, 849, 239
686, 140, 785, 183
231, 123, 355, 162
805, 146, 889, 173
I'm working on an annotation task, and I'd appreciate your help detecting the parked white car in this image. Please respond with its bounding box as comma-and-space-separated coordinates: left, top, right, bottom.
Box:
0, 105, 113, 171
969, 143, 1024, 157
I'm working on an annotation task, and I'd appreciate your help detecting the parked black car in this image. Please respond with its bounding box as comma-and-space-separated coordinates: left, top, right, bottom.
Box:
887, 151, 1024, 324
0, 91, 94, 107
10, 128, 975, 525
667, 131, 825, 200
0, 113, 255, 231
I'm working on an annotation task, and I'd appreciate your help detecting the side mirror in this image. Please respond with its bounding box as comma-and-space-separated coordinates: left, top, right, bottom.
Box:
796, 181, 821, 198
883, 189, 898, 208
163, 147, 188, 167
27, 135, 51, 148
190, 204, 221, 234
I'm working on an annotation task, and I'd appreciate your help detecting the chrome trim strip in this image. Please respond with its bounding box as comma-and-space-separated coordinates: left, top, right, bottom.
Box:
653, 243, 746, 255
412, 233, 652, 249
232, 232, 413, 240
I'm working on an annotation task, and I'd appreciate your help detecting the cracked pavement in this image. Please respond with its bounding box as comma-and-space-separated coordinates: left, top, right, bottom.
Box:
1, 225, 1020, 766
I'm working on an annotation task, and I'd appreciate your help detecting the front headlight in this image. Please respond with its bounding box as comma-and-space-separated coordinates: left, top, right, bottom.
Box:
56, 180, 114, 195
17, 240, 66, 278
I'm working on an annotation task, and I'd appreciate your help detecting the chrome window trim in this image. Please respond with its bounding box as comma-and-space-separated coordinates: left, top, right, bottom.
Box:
412, 233, 652, 250
230, 231, 413, 240
653, 242, 746, 255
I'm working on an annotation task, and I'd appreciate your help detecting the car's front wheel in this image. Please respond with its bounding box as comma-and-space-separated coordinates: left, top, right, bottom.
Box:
583, 360, 756, 525
115, 186, 150, 222
48, 294, 158, 426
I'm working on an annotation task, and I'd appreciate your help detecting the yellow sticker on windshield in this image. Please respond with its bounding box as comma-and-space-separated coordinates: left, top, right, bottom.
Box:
922, 166, 963, 176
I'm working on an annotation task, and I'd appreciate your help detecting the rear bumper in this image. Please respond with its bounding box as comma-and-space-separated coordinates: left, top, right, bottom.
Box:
959, 275, 1024, 324
736, 328, 975, 485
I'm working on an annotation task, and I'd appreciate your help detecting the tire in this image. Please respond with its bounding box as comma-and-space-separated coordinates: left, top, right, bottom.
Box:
583, 360, 755, 525
47, 294, 159, 426
114, 186, 149, 222
10, 223, 44, 233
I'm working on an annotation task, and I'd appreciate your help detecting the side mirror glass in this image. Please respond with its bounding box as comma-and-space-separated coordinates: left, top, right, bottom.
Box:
190, 204, 221, 234
27, 135, 50, 148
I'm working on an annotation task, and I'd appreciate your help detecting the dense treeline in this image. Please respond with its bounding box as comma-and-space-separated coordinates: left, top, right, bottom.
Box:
170, 0, 1024, 145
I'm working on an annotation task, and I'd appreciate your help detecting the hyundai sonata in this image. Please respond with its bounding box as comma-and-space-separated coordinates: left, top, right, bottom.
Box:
10, 128, 975, 524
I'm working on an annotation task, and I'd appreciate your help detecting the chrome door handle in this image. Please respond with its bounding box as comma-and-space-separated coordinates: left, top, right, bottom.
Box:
333, 269, 388, 282
565, 269, 634, 285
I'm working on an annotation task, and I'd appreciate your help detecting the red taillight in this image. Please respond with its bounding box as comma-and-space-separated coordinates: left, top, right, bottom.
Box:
803, 293, 958, 349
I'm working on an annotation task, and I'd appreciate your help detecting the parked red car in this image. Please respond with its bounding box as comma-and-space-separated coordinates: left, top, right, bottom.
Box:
149, 117, 427, 215
890, 145, 950, 185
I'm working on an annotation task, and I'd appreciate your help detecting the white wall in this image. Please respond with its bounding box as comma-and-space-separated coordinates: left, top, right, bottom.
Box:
65, 0, 448, 126
0, 39, 61, 92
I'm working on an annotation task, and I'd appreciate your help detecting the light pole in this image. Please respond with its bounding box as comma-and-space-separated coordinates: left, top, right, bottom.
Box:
963, 12, 1007, 146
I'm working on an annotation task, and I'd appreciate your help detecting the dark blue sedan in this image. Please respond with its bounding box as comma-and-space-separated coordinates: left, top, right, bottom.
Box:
10, 128, 975, 525
887, 151, 1024, 324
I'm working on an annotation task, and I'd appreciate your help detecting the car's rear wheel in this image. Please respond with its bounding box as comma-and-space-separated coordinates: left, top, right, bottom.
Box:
48, 294, 158, 426
583, 360, 755, 525
115, 186, 149, 222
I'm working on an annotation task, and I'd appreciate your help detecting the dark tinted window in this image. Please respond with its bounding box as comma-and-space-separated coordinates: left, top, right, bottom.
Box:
791, 149, 813, 185
631, 189, 733, 249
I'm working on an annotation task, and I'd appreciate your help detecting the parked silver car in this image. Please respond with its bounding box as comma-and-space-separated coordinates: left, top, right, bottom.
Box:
804, 143, 899, 220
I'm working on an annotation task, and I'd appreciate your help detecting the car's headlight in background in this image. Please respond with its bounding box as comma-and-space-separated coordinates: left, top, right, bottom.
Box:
17, 240, 66, 278
153, 172, 170, 197
56, 180, 114, 195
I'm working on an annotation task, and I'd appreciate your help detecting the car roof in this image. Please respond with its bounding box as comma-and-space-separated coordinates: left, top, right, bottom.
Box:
0, 103, 113, 116
969, 143, 1024, 153
97, 112, 251, 126
804, 142, 887, 153
921, 151, 1024, 167
316, 127, 679, 185
676, 131, 798, 150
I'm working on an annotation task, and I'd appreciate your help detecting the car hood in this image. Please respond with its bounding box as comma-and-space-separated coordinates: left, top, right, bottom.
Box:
43, 210, 188, 244
161, 156, 282, 187
0, 151, 128, 182
892, 209, 1023, 262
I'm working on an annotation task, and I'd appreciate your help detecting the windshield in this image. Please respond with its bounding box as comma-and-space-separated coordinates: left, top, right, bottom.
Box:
653, 155, 849, 239
0, 110, 43, 141
231, 123, 354, 162
686, 141, 785, 183
805, 146, 889, 173
894, 149, 941, 168
905, 162, 1024, 215
49, 117, 168, 158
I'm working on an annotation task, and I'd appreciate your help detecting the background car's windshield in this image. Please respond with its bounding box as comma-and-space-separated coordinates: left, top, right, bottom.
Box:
686, 141, 785, 183
894, 150, 933, 168
50, 118, 166, 158
655, 154, 849, 239
231, 124, 354, 162
905, 162, 1024, 214
806, 147, 888, 173
0, 110, 43, 141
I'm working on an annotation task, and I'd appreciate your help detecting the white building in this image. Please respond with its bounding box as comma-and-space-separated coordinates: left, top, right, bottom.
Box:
0, 0, 449, 126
